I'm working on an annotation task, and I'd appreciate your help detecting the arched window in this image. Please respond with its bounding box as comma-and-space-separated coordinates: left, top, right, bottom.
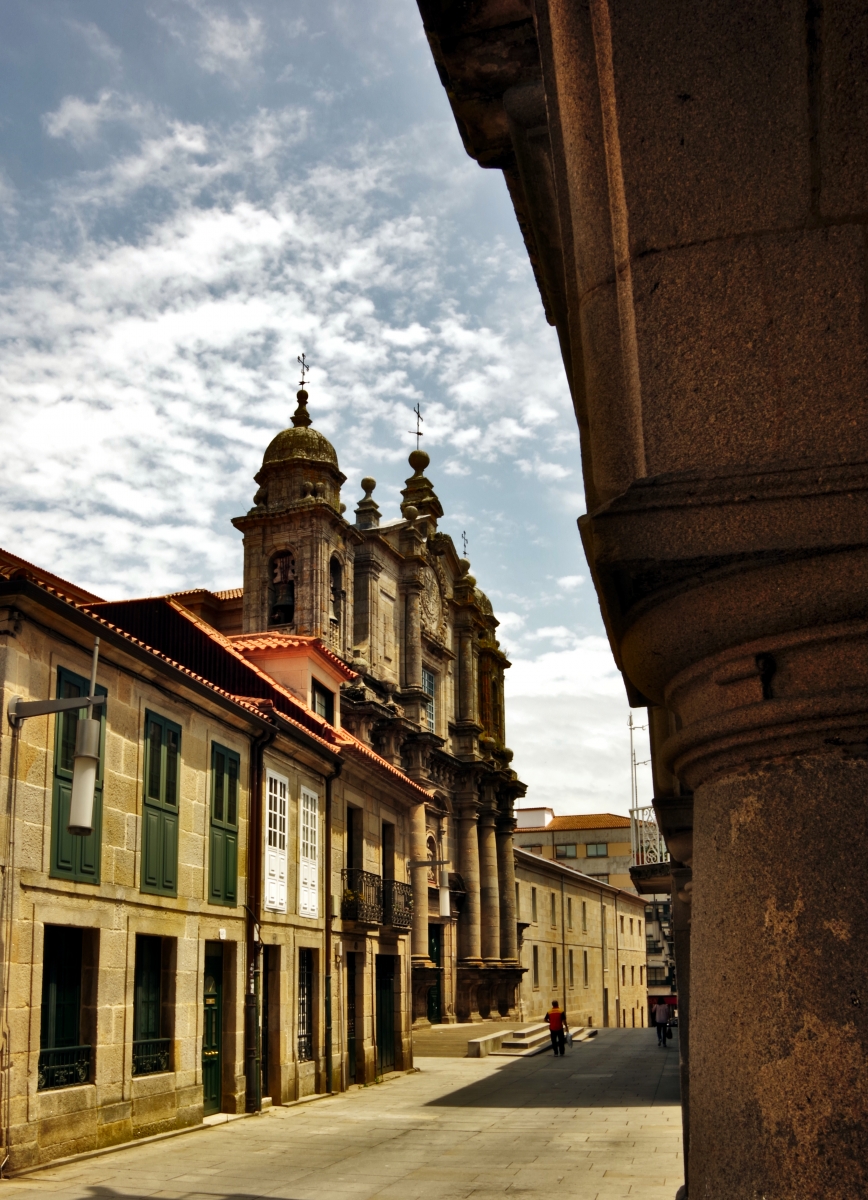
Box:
426, 834, 437, 885
269, 551, 296, 627
329, 557, 343, 624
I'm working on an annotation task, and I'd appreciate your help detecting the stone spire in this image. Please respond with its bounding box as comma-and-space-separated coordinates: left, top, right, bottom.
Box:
400, 449, 444, 521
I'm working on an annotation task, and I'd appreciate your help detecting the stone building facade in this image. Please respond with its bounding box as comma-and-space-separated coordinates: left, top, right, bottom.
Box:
514, 849, 646, 1029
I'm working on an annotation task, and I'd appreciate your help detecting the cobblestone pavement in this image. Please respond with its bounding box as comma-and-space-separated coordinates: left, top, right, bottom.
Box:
7, 1029, 683, 1200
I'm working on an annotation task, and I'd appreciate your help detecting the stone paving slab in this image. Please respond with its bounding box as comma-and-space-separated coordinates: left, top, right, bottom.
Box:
3, 1030, 682, 1200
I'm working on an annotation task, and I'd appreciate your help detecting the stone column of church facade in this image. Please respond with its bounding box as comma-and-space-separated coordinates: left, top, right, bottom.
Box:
477, 789, 500, 965
495, 814, 518, 965
409, 801, 429, 963
456, 797, 482, 965
403, 582, 423, 691
457, 627, 475, 721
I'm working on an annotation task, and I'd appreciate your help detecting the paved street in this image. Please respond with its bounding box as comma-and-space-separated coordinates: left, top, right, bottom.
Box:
8, 1030, 682, 1200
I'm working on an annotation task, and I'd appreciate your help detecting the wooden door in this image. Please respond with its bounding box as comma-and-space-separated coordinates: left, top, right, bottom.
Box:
202, 945, 223, 1115
427, 925, 442, 1024
375, 956, 395, 1075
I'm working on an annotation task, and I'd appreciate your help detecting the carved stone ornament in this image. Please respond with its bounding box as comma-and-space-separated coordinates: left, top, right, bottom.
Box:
420, 564, 442, 634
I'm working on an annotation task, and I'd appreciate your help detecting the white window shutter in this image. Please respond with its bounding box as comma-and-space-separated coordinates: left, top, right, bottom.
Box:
299, 787, 319, 918
264, 771, 288, 913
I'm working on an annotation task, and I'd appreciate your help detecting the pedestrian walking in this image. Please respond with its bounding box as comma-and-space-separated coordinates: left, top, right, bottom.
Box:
653, 999, 670, 1046
546, 1001, 568, 1055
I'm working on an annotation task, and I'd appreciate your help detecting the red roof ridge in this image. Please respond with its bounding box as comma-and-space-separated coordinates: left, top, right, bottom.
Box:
228, 631, 357, 680
0, 546, 105, 605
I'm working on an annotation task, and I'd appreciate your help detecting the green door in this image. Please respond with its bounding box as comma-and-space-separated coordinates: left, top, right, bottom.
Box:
375, 955, 395, 1075
202, 945, 223, 1115
427, 925, 442, 1024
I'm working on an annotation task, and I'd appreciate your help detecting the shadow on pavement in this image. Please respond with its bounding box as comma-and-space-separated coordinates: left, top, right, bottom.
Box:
423, 1028, 682, 1109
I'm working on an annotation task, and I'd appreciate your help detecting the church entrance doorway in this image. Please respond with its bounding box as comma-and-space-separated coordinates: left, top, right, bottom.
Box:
375, 955, 395, 1074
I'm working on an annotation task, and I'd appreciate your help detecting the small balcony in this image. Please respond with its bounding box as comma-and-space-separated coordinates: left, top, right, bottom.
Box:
38, 1044, 91, 1090
132, 1037, 171, 1076
383, 879, 413, 929
342, 868, 383, 925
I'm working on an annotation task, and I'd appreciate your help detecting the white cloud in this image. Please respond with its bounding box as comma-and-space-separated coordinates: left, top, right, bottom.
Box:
505, 637, 652, 815
42, 91, 153, 148
557, 574, 585, 590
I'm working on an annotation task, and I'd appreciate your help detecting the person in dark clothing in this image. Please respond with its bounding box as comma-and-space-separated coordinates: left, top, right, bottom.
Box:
545, 1001, 568, 1055
653, 1000, 670, 1046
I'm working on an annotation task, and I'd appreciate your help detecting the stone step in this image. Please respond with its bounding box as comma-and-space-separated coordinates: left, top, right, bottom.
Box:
491, 1024, 598, 1057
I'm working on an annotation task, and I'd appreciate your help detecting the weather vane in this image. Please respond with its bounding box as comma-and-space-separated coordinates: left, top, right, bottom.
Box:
408, 403, 423, 451
462, 530, 468, 556
298, 353, 309, 389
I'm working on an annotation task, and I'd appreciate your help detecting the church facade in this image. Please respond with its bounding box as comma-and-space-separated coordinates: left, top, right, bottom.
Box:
228, 385, 528, 1028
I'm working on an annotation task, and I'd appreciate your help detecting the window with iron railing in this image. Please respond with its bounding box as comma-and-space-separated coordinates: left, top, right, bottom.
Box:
298, 948, 314, 1062
39, 925, 91, 1090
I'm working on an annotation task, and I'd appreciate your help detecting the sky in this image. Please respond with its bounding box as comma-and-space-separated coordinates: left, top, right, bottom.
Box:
0, 0, 652, 816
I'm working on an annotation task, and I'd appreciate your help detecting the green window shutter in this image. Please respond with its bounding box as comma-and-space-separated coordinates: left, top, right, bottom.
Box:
50, 668, 107, 884
140, 712, 182, 897
208, 743, 240, 906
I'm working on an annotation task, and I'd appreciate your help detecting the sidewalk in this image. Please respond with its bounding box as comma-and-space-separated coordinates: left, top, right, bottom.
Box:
4, 1029, 682, 1200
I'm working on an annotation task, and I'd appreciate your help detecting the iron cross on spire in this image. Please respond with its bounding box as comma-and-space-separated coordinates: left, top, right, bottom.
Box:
297, 352, 310, 389
408, 403, 423, 451
462, 530, 468, 557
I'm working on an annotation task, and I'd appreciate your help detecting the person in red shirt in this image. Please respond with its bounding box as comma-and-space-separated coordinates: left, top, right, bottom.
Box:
545, 1001, 569, 1055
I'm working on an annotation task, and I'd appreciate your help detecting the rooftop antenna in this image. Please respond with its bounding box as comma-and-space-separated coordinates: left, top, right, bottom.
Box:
462, 530, 468, 556
297, 352, 310, 389
408, 403, 423, 451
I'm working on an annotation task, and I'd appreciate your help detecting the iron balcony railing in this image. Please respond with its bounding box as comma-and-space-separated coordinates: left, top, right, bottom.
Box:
383, 879, 413, 929
132, 1037, 171, 1076
341, 868, 383, 925
38, 1044, 91, 1090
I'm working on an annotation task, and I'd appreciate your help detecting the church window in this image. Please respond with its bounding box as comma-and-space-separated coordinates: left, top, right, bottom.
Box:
555, 843, 577, 858
208, 743, 239, 906
620, 915, 625, 934
264, 770, 288, 913
330, 557, 343, 623
568, 949, 574, 988
299, 788, 319, 918
582, 901, 588, 931
567, 898, 573, 930
141, 712, 181, 897
269, 551, 296, 627
422, 667, 436, 732
587, 842, 608, 858
583, 950, 589, 988
51, 666, 107, 884
312, 679, 335, 724
515, 882, 520, 918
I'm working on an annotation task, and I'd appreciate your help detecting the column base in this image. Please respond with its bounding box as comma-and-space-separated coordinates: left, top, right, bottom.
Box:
458, 957, 484, 968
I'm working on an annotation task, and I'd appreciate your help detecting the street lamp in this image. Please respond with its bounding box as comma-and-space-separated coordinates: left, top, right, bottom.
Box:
7, 637, 105, 836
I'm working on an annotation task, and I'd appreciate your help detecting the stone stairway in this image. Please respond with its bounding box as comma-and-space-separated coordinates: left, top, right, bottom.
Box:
488, 1022, 599, 1058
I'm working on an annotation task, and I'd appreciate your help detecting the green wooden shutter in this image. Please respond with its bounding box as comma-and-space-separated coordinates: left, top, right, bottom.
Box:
50, 668, 107, 884
140, 713, 181, 897
209, 743, 240, 906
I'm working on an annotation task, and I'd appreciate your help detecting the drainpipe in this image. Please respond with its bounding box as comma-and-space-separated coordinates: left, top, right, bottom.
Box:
324, 760, 343, 1094
246, 722, 275, 1113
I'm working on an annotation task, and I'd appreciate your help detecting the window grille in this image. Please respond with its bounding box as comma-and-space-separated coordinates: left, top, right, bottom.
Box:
298, 948, 314, 1061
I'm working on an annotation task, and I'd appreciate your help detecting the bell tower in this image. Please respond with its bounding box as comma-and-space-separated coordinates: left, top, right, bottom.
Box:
231, 367, 360, 657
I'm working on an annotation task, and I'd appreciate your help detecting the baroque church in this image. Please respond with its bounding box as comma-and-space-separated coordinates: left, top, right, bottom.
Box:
164, 378, 527, 1025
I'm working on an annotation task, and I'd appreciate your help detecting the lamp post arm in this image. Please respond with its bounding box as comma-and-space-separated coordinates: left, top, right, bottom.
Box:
7, 694, 106, 727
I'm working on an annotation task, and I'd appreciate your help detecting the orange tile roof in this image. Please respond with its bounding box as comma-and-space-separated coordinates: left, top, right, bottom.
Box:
229, 632, 357, 680
0, 546, 105, 604
516, 813, 631, 832
214, 587, 243, 600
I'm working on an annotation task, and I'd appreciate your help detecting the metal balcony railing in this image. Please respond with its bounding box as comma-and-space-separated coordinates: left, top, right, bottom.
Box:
341, 868, 383, 924
383, 879, 413, 929
38, 1044, 91, 1090
132, 1037, 171, 1076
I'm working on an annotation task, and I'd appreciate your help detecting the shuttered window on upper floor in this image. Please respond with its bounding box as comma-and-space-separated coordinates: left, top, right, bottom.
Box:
51, 667, 107, 884
141, 712, 181, 897
209, 743, 239, 906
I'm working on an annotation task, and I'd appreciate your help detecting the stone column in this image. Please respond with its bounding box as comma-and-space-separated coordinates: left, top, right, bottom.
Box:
495, 817, 518, 965
477, 803, 500, 965
457, 801, 482, 965
409, 801, 429, 963
458, 628, 474, 721
403, 583, 422, 691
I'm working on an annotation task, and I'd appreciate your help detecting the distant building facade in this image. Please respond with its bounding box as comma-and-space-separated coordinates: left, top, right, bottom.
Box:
513, 849, 646, 1029
513, 809, 634, 892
